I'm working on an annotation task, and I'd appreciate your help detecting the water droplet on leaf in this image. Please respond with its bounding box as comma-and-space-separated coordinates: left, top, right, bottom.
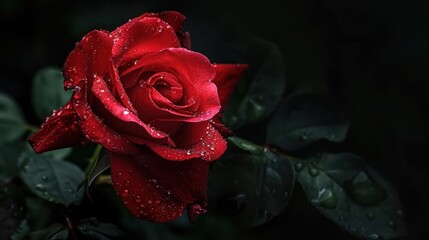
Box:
313, 188, 337, 209
346, 171, 386, 206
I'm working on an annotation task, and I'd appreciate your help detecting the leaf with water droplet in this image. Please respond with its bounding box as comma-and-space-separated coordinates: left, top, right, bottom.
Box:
31, 67, 72, 121
0, 92, 27, 145
228, 136, 264, 154
209, 149, 295, 226
223, 39, 286, 129
18, 151, 85, 207
267, 93, 349, 150
295, 152, 407, 239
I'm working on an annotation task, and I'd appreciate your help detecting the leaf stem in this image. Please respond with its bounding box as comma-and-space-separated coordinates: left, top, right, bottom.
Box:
84, 145, 103, 176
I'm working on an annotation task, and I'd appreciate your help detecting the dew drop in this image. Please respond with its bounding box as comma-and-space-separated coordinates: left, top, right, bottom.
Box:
309, 167, 319, 177
123, 108, 130, 115
387, 219, 397, 229
134, 196, 142, 203
34, 183, 45, 191
313, 188, 337, 209
73, 86, 82, 99
367, 234, 382, 240
295, 162, 304, 171
301, 133, 308, 141
186, 150, 191, 155
345, 171, 386, 206
121, 189, 129, 197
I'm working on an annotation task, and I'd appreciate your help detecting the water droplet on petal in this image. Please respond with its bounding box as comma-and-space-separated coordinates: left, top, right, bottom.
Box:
121, 189, 129, 197
134, 196, 142, 203
73, 86, 82, 99
123, 109, 130, 115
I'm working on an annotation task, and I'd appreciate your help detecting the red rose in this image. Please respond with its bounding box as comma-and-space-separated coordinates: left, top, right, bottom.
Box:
29, 11, 247, 222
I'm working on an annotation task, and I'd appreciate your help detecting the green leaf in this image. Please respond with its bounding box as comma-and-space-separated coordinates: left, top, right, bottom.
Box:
32, 67, 72, 121
77, 218, 126, 240
267, 93, 349, 150
28, 224, 69, 240
253, 150, 295, 225
11, 220, 30, 240
0, 92, 26, 145
41, 148, 73, 160
223, 39, 286, 129
87, 148, 110, 188
295, 152, 407, 239
228, 136, 264, 154
0, 140, 26, 178
209, 149, 295, 226
18, 151, 85, 206
25, 197, 57, 231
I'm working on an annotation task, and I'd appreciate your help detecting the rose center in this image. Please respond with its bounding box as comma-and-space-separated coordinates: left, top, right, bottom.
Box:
146, 72, 183, 104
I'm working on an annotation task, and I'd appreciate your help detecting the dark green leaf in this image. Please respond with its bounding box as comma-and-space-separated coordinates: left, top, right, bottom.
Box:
209, 149, 295, 226
18, 151, 85, 206
41, 148, 72, 160
77, 218, 126, 240
28, 224, 68, 240
267, 93, 349, 150
11, 220, 30, 240
223, 39, 286, 129
25, 197, 57, 230
87, 149, 110, 188
295, 152, 407, 239
0, 92, 26, 145
0, 141, 26, 178
228, 136, 264, 154
32, 67, 72, 121
209, 153, 258, 226
253, 150, 295, 225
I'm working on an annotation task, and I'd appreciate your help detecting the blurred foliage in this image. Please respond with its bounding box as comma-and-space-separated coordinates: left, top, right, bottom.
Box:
1, 0, 429, 239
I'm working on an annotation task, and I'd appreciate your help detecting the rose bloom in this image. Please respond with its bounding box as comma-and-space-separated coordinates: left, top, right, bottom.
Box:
29, 11, 247, 222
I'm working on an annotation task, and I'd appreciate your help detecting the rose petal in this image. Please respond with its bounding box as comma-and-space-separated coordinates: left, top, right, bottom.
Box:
110, 151, 209, 222
29, 102, 87, 153
63, 30, 113, 90
158, 11, 186, 32
142, 123, 227, 161
91, 75, 174, 146
212, 64, 249, 109
109, 62, 138, 113
124, 48, 220, 123
72, 82, 140, 154
111, 17, 180, 64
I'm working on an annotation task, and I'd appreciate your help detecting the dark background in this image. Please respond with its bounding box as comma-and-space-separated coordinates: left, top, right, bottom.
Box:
1, 0, 428, 239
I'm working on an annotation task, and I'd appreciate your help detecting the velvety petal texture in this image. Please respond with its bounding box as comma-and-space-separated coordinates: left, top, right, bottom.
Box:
29, 102, 87, 153
110, 151, 209, 222
29, 11, 248, 223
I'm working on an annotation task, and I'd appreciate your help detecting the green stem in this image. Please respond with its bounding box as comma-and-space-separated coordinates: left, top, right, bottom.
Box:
25, 124, 39, 132
269, 147, 301, 162
84, 145, 103, 176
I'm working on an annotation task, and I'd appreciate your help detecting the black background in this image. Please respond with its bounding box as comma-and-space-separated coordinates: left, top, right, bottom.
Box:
1, 0, 428, 239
